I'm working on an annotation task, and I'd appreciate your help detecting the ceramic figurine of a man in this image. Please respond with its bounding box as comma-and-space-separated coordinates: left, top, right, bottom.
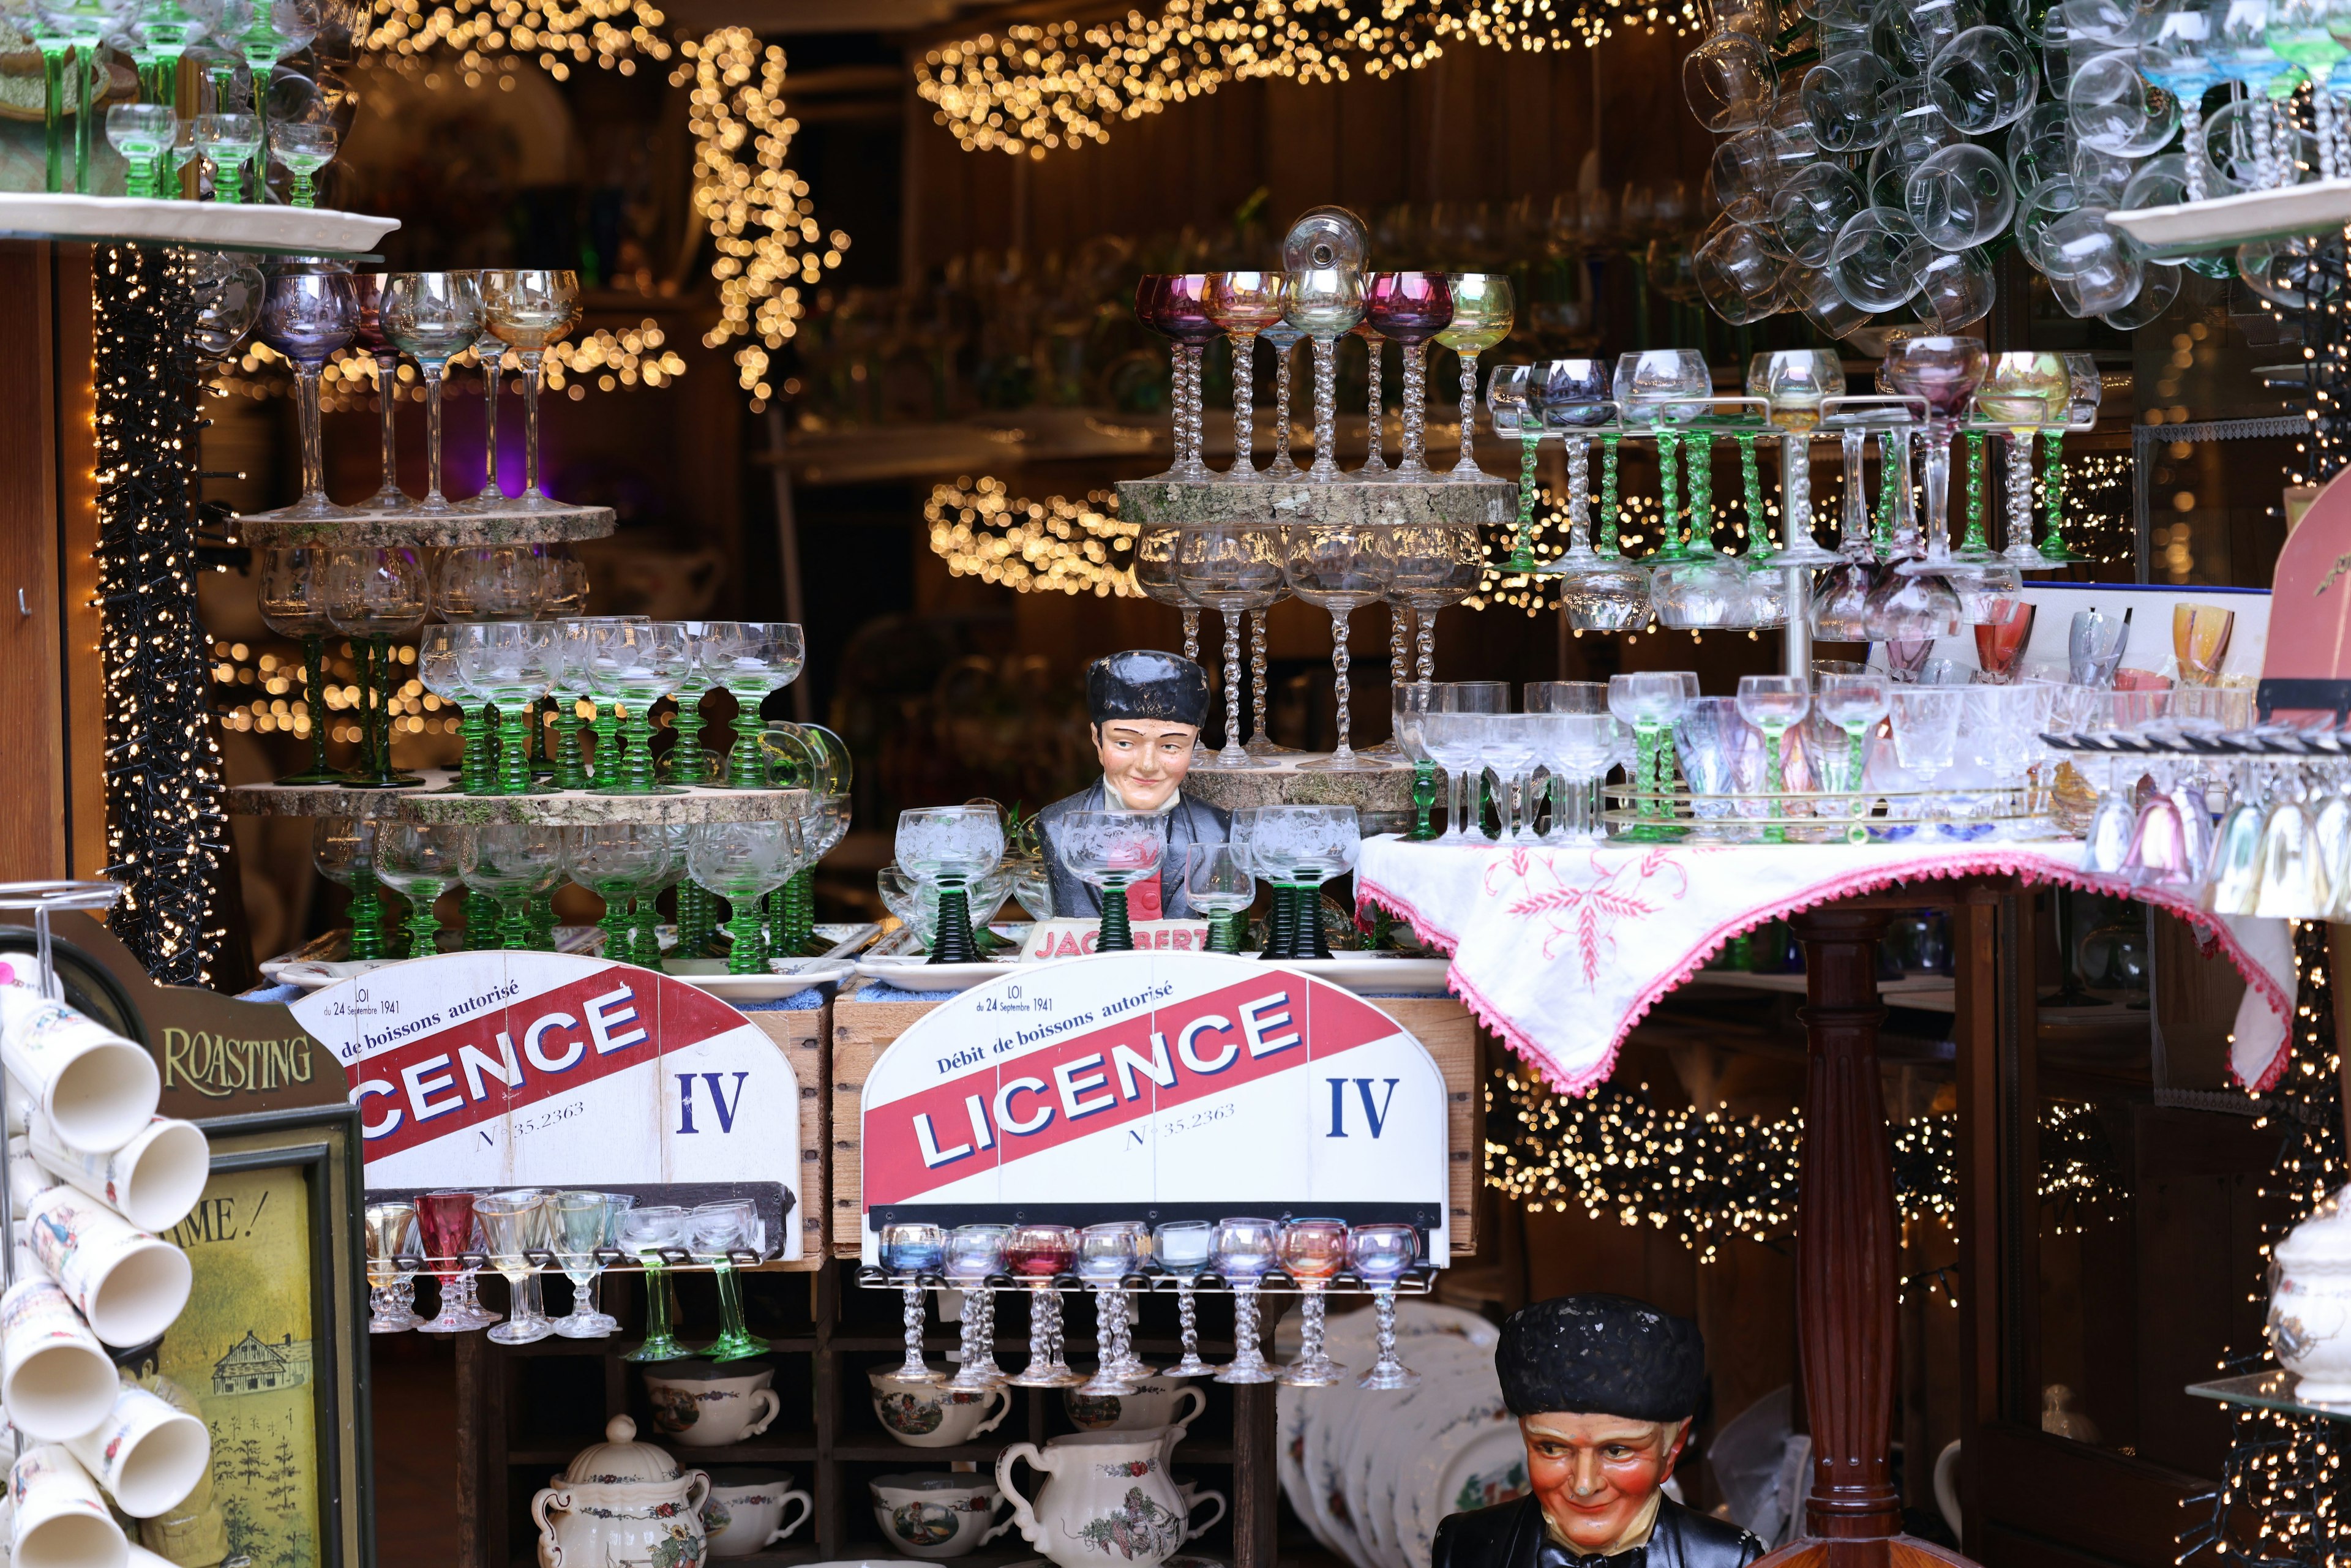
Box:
1433, 1294, 1764, 1568
1035, 650, 1230, 920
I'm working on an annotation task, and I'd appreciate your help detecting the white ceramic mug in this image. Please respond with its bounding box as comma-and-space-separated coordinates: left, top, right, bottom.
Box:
66, 1384, 209, 1518
700, 1468, 814, 1558
643, 1362, 781, 1447
869, 1368, 1013, 1448
870, 1472, 1016, 1559
1174, 1477, 1227, 1542
0, 980, 160, 1155
10, 1443, 127, 1568
9, 1136, 51, 1221
25, 1113, 208, 1234
1063, 1375, 1208, 1435
0, 1277, 116, 1441
24, 1187, 191, 1348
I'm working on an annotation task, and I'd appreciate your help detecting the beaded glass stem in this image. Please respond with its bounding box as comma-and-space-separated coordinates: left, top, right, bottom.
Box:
1229, 332, 1258, 476
1168, 1279, 1212, 1376
1327, 610, 1359, 762
1387, 602, 1412, 719
1962, 431, 1989, 553
2039, 431, 2072, 560
2005, 430, 2038, 558
1226, 613, 1248, 757
1398, 343, 1433, 475
1221, 1281, 1273, 1382
1655, 431, 1685, 557
1360, 333, 1388, 474
1249, 612, 1273, 749
1875, 430, 1900, 551
1174, 343, 1210, 481
1310, 336, 1342, 479
1453, 352, 1484, 476
1269, 343, 1299, 475
1736, 435, 1764, 552
1180, 609, 1199, 663
1599, 437, 1623, 556
1507, 433, 1540, 572
1686, 432, 1715, 554
1780, 434, 1812, 547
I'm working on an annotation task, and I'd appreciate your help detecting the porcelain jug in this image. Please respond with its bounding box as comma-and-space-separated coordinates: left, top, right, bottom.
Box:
2273, 1185, 2351, 1402
997, 1428, 1189, 1568
532, 1414, 711, 1568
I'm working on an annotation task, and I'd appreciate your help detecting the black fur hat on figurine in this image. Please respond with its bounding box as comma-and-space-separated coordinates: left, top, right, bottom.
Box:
1495, 1292, 1708, 1422
1087, 650, 1211, 728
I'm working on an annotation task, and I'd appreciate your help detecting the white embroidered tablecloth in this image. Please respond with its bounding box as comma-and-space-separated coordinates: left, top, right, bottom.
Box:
1355, 836, 2296, 1098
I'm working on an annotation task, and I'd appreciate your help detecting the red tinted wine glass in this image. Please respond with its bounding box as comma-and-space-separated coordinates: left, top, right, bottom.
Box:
1365, 272, 1456, 479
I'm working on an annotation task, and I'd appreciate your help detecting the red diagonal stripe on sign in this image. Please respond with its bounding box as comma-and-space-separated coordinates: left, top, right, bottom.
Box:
863, 973, 1402, 1207
345, 966, 744, 1158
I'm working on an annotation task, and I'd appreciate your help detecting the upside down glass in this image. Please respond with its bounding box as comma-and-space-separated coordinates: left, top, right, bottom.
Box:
618, 1205, 692, 1362
693, 1198, 769, 1362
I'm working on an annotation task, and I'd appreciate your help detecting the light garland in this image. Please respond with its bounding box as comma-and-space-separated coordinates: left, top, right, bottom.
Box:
211, 325, 686, 410
354, 0, 670, 80
926, 478, 1139, 596
914, 0, 1700, 159
210, 639, 462, 744
95, 246, 227, 986
677, 28, 850, 411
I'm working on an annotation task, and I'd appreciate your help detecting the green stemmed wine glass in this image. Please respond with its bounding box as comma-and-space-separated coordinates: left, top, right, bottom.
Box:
1607, 671, 1697, 839
686, 820, 803, 975
1734, 675, 1810, 845
631, 828, 688, 970
760, 721, 853, 955
617, 1205, 692, 1363
659, 620, 719, 787
459, 824, 563, 950
378, 822, 470, 959
458, 620, 555, 797
268, 121, 334, 207
106, 105, 174, 198
194, 111, 261, 203
690, 1199, 768, 1362
700, 621, 808, 788
313, 817, 390, 960
588, 620, 691, 795
324, 545, 428, 789
259, 545, 351, 784
564, 824, 669, 967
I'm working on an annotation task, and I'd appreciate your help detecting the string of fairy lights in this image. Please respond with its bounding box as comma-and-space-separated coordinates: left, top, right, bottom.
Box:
209, 326, 688, 411
927, 477, 1139, 596
1485, 1071, 2128, 1267
353, 0, 671, 80
94, 247, 228, 986
912, 0, 1704, 160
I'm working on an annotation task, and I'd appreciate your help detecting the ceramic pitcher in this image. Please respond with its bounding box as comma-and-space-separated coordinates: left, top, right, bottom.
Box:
531, 1415, 711, 1568
996, 1428, 1189, 1568
2272, 1185, 2351, 1401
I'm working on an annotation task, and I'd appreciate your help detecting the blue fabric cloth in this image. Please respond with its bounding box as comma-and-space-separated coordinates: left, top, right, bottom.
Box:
238, 982, 306, 1004
738, 988, 828, 1011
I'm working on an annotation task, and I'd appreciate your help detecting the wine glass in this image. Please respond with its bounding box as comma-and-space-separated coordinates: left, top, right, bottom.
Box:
945, 1224, 1011, 1390
1749, 349, 1847, 566
691, 1198, 770, 1362
898, 803, 1005, 963
347, 273, 413, 515
418, 622, 495, 795
415, 1190, 501, 1333
366, 1201, 422, 1334
688, 821, 804, 975
1135, 273, 1218, 482
258, 545, 349, 784
313, 817, 387, 960
251, 268, 357, 522
1133, 523, 1202, 665
1881, 335, 1987, 559
1212, 1217, 1281, 1384
460, 823, 563, 950
1155, 1219, 1215, 1378
377, 822, 468, 958
193, 111, 260, 201
1608, 672, 1697, 835
476, 1191, 555, 1345
699, 621, 808, 787
1440, 273, 1515, 479
1183, 843, 1255, 954
1208, 272, 1285, 481
1175, 525, 1282, 765
1975, 350, 2069, 568
1287, 522, 1393, 768
616, 1205, 692, 1362
1890, 685, 1967, 831
268, 120, 334, 206
1240, 805, 1357, 959
587, 620, 692, 796
1365, 272, 1455, 479
1005, 1221, 1082, 1388
1480, 714, 1544, 844
1736, 675, 1810, 842
1049, 809, 1163, 953
550, 1190, 626, 1339
1284, 268, 1366, 480
1351, 1222, 1422, 1389
1389, 522, 1487, 680
435, 545, 546, 621
1276, 1218, 1349, 1386
1395, 682, 1442, 841
1816, 672, 1890, 803
384, 272, 486, 519
107, 104, 173, 197
324, 546, 427, 788
461, 296, 511, 512
459, 621, 555, 797
1535, 712, 1619, 844
478, 269, 583, 511
1075, 1222, 1146, 1395
565, 824, 668, 963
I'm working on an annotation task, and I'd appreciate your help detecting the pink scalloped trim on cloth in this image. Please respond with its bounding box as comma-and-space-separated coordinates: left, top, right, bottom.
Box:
1356, 838, 2297, 1100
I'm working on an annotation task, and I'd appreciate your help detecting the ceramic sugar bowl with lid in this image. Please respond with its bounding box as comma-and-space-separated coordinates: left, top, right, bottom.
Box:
2273, 1185, 2351, 1402
532, 1414, 712, 1568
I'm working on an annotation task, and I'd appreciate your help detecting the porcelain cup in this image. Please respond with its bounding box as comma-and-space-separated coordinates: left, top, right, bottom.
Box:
0, 1277, 116, 1441
869, 1367, 1012, 1447
10, 1442, 127, 1568
0, 978, 160, 1153
25, 1113, 208, 1234
1174, 1476, 1227, 1542
24, 1187, 190, 1348
66, 1384, 209, 1518
1064, 1375, 1207, 1435
701, 1466, 813, 1558
871, 1471, 1016, 1559
643, 1360, 782, 1447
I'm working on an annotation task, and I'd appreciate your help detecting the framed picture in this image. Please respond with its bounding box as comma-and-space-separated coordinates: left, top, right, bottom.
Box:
159, 1104, 373, 1568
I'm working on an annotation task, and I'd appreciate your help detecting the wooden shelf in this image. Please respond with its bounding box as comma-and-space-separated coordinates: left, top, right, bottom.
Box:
235, 503, 615, 547
227, 771, 810, 825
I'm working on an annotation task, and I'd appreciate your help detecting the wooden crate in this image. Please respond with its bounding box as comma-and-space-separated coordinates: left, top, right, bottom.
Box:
746, 995, 833, 1271
830, 986, 1483, 1256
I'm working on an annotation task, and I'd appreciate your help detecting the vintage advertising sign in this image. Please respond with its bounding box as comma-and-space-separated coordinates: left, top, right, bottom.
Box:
1016, 918, 1213, 960
858, 952, 1450, 1262
288, 953, 803, 1259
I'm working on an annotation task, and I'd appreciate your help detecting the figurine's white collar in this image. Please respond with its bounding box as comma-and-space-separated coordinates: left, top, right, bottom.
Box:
1101, 776, 1180, 815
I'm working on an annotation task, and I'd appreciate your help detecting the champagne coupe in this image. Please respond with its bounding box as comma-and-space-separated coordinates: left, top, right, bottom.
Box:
1974, 350, 2069, 568
566, 825, 670, 963
701, 621, 808, 787
415, 1189, 502, 1332
1351, 1221, 1422, 1390
252, 268, 357, 521
1439, 272, 1515, 479
1154, 1218, 1215, 1378
687, 820, 804, 975
476, 1191, 555, 1346
1735, 675, 1810, 842
1049, 809, 1164, 954
366, 1201, 422, 1333
377, 822, 469, 958
691, 1198, 769, 1361
1285, 268, 1366, 481
1005, 1221, 1082, 1388
1212, 1216, 1281, 1384
587, 620, 692, 795
479, 269, 583, 511
1183, 843, 1255, 955
383, 271, 486, 518
1133, 523, 1202, 664
1208, 272, 1285, 481
550, 1190, 625, 1339
348, 273, 413, 514
1075, 1221, 1146, 1396
617, 1205, 692, 1362
1288, 522, 1393, 768
1749, 349, 1847, 566
258, 544, 348, 784
898, 804, 1005, 964
324, 546, 427, 788
1364, 272, 1455, 479
1176, 523, 1283, 765
461, 824, 563, 950
268, 121, 334, 206
458, 620, 555, 797
945, 1223, 1011, 1391
1277, 1217, 1349, 1386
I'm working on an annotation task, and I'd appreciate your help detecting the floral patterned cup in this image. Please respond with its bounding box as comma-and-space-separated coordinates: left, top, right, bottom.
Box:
871, 1472, 1016, 1559
869, 1367, 1013, 1448
642, 1361, 781, 1447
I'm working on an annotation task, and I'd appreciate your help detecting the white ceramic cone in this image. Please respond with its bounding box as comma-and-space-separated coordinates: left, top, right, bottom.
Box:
0, 1278, 116, 1442
66, 1386, 209, 1519
0, 985, 159, 1154
22, 1190, 190, 1348
24, 1116, 207, 1234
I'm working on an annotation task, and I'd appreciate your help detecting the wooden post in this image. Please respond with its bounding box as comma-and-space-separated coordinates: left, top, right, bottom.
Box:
455, 1326, 487, 1568
1232, 1382, 1280, 1568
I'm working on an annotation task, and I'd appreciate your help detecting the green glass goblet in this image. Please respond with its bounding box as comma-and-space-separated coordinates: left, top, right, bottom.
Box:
616, 1206, 692, 1363
689, 1199, 769, 1361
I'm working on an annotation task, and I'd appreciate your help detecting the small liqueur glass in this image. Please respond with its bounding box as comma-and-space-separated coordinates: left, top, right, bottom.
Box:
1154, 1218, 1215, 1378
550, 1190, 623, 1339
618, 1205, 693, 1362
1212, 1216, 1281, 1384
1075, 1221, 1146, 1396
366, 1201, 420, 1334
692, 1198, 770, 1362
1276, 1217, 1349, 1386
1350, 1221, 1422, 1390
415, 1189, 503, 1334
945, 1223, 1011, 1391
880, 1221, 947, 1382
1006, 1221, 1083, 1389
477, 1190, 556, 1345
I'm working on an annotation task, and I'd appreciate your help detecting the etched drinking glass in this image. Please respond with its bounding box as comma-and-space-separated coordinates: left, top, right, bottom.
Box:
384, 271, 486, 519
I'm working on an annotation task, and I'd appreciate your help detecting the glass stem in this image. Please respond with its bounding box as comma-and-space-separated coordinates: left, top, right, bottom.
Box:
2183, 97, 2209, 200
1685, 431, 1714, 553
1962, 430, 1988, 552
1417, 606, 1438, 684
422, 363, 448, 505
2039, 431, 2068, 557
591, 705, 623, 789
1374, 1288, 1400, 1375
1781, 433, 1811, 549
459, 705, 490, 793
1508, 435, 1539, 571
714, 1264, 747, 1343
1656, 430, 1684, 555
1388, 602, 1411, 708
1329, 609, 1354, 760
302, 633, 329, 776
1453, 351, 1480, 475
1178, 1279, 1200, 1359
1294, 872, 1329, 959
643, 1262, 673, 1346
726, 695, 767, 787
1229, 333, 1256, 475
374, 351, 402, 498
1445, 767, 1468, 840
1921, 422, 1953, 557
1400, 342, 1428, 473
2006, 433, 2035, 557
521, 348, 546, 496
1361, 333, 1385, 471
481, 351, 502, 500
1310, 335, 1340, 479
1096, 882, 1132, 953
1738, 433, 1763, 553
291, 169, 314, 206
623, 709, 657, 793
1180, 607, 1199, 664
348, 868, 387, 959
1566, 437, 1592, 553
555, 712, 589, 790
1221, 612, 1245, 760
1763, 723, 1787, 845
724, 896, 764, 974
40, 46, 64, 195
497, 706, 531, 795
1271, 342, 1294, 470
1250, 611, 1271, 745
1598, 435, 1622, 555
296, 362, 328, 505
72, 45, 91, 196
497, 895, 532, 950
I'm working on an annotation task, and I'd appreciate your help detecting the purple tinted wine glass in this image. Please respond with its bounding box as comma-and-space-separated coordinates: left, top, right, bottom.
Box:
255, 270, 359, 522
1365, 272, 1455, 480
1150, 273, 1221, 483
